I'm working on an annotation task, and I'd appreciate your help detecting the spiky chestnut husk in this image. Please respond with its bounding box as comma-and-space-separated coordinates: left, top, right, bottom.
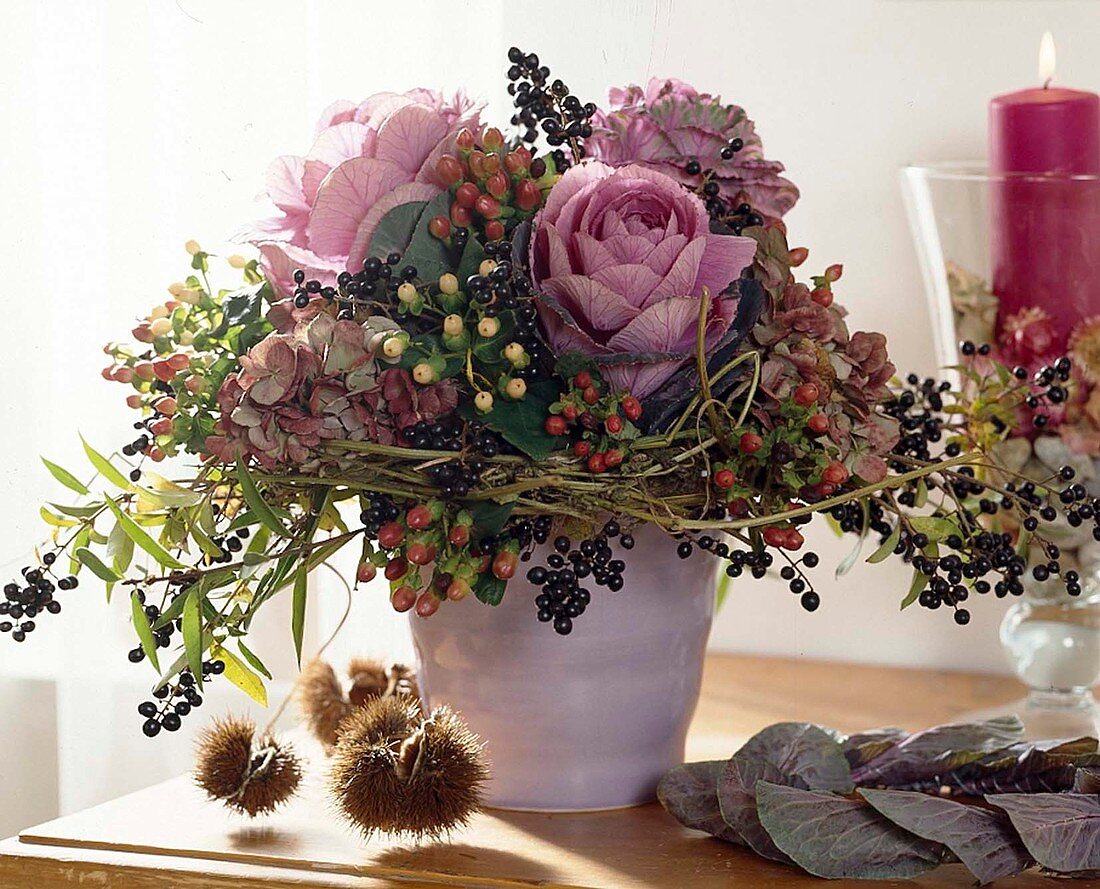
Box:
329, 695, 487, 838
298, 658, 421, 750
194, 715, 301, 816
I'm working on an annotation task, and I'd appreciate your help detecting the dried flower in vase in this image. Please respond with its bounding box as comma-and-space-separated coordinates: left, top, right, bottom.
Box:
298, 657, 420, 750
194, 715, 302, 817
329, 695, 487, 838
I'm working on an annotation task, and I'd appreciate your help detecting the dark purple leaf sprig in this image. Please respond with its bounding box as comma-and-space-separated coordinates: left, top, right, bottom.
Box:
658, 718, 1100, 883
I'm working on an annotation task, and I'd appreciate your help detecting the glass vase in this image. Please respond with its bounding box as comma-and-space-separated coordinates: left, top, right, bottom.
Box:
901, 162, 1100, 736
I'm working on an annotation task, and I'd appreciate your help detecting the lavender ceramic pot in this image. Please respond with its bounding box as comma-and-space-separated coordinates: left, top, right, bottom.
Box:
409, 523, 717, 811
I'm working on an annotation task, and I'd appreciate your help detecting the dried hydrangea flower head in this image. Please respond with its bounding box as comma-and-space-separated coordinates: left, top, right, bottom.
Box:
329, 696, 487, 838
194, 715, 302, 817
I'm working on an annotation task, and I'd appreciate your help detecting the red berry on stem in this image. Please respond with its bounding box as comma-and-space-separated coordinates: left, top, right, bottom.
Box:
485, 171, 508, 198
825, 263, 843, 282
484, 220, 505, 241
514, 178, 541, 211
492, 551, 518, 580
605, 448, 623, 468
727, 497, 750, 518
793, 383, 819, 406
414, 591, 440, 617
377, 521, 404, 548
574, 370, 592, 389
739, 432, 763, 454
788, 246, 809, 267
587, 453, 607, 473
810, 287, 833, 307
450, 204, 472, 227
436, 154, 464, 186
573, 441, 591, 457
446, 578, 472, 601
482, 127, 504, 151
392, 586, 417, 613
356, 561, 377, 583
448, 525, 470, 547
562, 403, 578, 421
384, 557, 408, 581
763, 526, 787, 548
406, 505, 432, 530
806, 413, 829, 434
455, 128, 475, 151
406, 542, 432, 566
455, 182, 480, 208
428, 215, 451, 239
784, 530, 805, 551
504, 151, 527, 175
474, 194, 501, 219
714, 468, 735, 490
621, 395, 642, 421
582, 386, 599, 405
545, 415, 568, 436
605, 414, 623, 435
823, 461, 849, 486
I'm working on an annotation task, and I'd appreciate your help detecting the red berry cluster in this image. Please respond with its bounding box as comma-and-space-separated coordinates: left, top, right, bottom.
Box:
809, 263, 843, 308
359, 501, 517, 618
544, 370, 642, 472
432, 127, 549, 244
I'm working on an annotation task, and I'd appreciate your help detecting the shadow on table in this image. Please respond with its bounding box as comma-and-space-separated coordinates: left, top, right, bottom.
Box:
372, 842, 564, 884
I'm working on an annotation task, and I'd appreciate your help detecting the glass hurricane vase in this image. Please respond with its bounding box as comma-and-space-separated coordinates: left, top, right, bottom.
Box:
409, 523, 718, 811
902, 162, 1100, 736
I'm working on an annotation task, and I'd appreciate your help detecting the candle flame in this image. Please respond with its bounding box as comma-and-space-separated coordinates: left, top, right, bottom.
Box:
1039, 31, 1056, 86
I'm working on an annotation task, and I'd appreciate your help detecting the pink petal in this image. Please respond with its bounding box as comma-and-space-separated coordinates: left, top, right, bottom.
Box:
607, 296, 702, 354
605, 234, 663, 265
346, 181, 441, 272
649, 237, 706, 305
306, 121, 376, 168
314, 99, 357, 135
542, 275, 640, 335
592, 264, 663, 308
602, 359, 683, 399
374, 104, 449, 174
573, 233, 618, 275
305, 157, 411, 260
541, 225, 573, 279
643, 234, 688, 276
255, 241, 343, 298
535, 301, 610, 356
265, 155, 308, 214
696, 233, 756, 298
539, 160, 614, 224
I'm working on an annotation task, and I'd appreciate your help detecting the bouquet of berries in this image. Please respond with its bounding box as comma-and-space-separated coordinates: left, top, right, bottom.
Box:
6, 48, 1092, 748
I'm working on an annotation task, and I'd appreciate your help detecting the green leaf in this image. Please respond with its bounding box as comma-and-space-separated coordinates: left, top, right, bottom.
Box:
41, 457, 89, 496
367, 200, 427, 260
130, 591, 161, 673
236, 462, 287, 536
50, 502, 103, 519
458, 379, 561, 461
469, 500, 516, 541
104, 499, 187, 569
183, 585, 203, 684
395, 191, 454, 282
69, 526, 91, 575
81, 436, 131, 490
40, 506, 77, 528
908, 516, 962, 544
76, 547, 122, 583
867, 524, 901, 565
474, 573, 506, 606
211, 644, 267, 706
900, 566, 927, 610
237, 639, 273, 681
291, 563, 307, 667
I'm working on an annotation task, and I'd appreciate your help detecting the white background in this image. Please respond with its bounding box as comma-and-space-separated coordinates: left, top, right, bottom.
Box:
1, 0, 1098, 836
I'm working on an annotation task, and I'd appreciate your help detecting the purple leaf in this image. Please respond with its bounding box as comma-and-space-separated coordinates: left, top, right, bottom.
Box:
851, 716, 1024, 788
755, 782, 945, 880
935, 738, 1100, 795
842, 727, 907, 769
716, 722, 853, 864
657, 761, 741, 844
987, 792, 1100, 876
860, 788, 1032, 884
1074, 767, 1100, 794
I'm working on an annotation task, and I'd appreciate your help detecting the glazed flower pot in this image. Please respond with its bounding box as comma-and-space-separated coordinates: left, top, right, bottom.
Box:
409, 523, 717, 811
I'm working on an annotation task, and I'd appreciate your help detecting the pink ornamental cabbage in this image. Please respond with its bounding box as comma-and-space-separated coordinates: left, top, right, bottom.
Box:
247, 89, 480, 318
587, 78, 799, 220
530, 161, 756, 398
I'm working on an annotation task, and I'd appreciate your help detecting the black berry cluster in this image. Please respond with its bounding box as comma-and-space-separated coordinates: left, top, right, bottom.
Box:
506, 46, 595, 170
1, 560, 68, 642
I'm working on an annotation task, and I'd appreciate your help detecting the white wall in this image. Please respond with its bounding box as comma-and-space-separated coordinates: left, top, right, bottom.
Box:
2, 0, 1098, 833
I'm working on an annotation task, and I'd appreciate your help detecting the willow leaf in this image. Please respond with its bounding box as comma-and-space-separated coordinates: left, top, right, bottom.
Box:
41, 457, 90, 496
130, 591, 161, 673
104, 499, 187, 569
236, 461, 287, 536
81, 436, 131, 490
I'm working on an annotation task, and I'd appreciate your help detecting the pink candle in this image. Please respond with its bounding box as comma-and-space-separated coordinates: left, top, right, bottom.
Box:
989, 34, 1100, 344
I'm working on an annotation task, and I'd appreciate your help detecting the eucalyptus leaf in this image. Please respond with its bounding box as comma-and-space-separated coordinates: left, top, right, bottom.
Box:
41, 457, 89, 496
987, 793, 1100, 876
657, 761, 742, 843
50, 502, 103, 519
860, 788, 1032, 884
717, 722, 853, 863
756, 782, 945, 880
104, 499, 187, 569
81, 436, 131, 490
130, 591, 161, 673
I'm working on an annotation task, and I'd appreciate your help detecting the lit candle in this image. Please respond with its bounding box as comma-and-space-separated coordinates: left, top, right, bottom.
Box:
989, 33, 1100, 344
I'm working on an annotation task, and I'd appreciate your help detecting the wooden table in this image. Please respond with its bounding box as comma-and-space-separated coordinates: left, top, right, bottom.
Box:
0, 654, 1059, 888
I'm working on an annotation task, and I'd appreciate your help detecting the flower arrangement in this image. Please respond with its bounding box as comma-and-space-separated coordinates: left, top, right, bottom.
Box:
5, 50, 1094, 777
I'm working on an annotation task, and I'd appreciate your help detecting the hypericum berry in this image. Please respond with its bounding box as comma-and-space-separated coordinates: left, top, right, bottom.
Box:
428, 215, 451, 239
810, 287, 833, 307
492, 550, 518, 580
446, 578, 472, 601
605, 414, 623, 434
484, 220, 505, 241
621, 396, 642, 421
788, 246, 809, 267
545, 415, 568, 436
503, 342, 525, 364
455, 182, 480, 208
485, 171, 508, 198
406, 542, 435, 566
728, 497, 750, 517
443, 314, 464, 336
406, 505, 433, 530
412, 363, 437, 384
714, 468, 735, 490
605, 448, 623, 468
822, 461, 849, 486
382, 336, 406, 359
514, 178, 541, 211
477, 317, 500, 338
414, 591, 440, 617
573, 441, 591, 458
505, 378, 527, 399
448, 525, 471, 547
356, 561, 377, 583
474, 194, 502, 219
455, 128, 476, 151
384, 557, 409, 581
582, 386, 599, 405
793, 383, 819, 406
377, 521, 404, 548
574, 370, 593, 389
391, 586, 417, 613
474, 391, 494, 413
762, 526, 788, 548
806, 413, 829, 434
739, 432, 764, 454
436, 154, 464, 186
397, 282, 419, 303
587, 453, 607, 473
439, 273, 459, 295
451, 204, 473, 227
